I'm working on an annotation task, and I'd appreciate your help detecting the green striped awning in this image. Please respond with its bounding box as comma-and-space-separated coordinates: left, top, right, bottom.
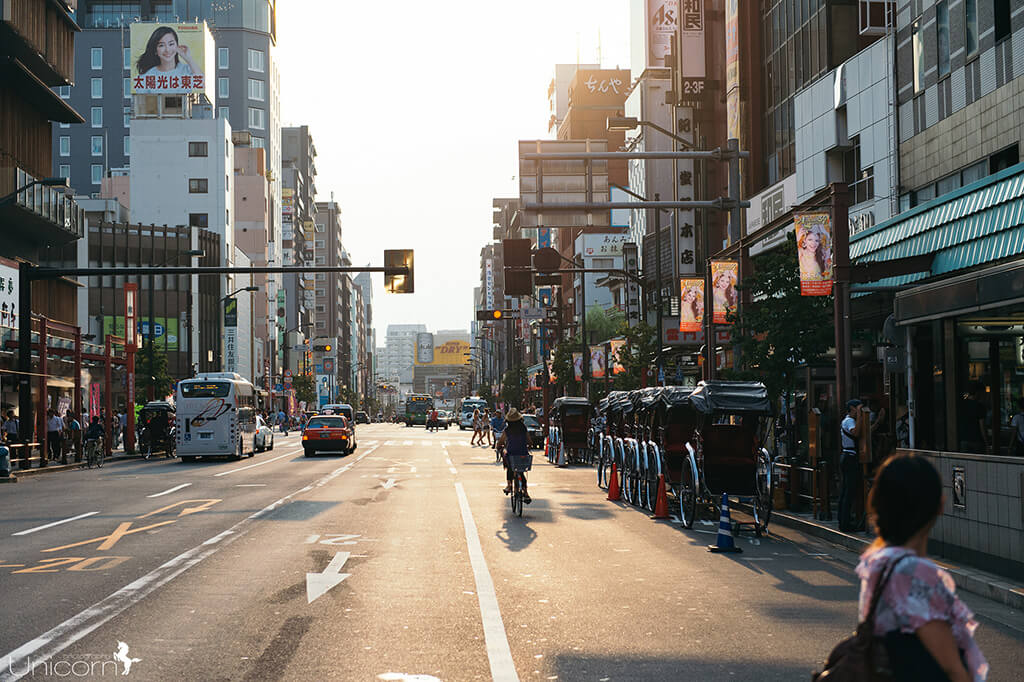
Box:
850, 161, 1024, 277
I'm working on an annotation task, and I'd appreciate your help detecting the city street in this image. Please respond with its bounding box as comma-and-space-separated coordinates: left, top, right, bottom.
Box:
1, 423, 1022, 681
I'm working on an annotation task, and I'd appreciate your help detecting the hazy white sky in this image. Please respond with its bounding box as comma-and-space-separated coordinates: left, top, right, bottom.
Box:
276, 1, 631, 341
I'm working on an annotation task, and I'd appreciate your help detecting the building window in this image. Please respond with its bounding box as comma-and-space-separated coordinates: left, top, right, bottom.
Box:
251, 136, 265, 149
59, 136, 70, 156
188, 178, 209, 193
218, 77, 229, 99
123, 136, 130, 156
189, 141, 209, 157
316, 305, 326, 313
91, 77, 102, 98
91, 135, 103, 157
315, 289, 326, 297
123, 77, 130, 98
315, 256, 326, 265
218, 47, 229, 69
189, 213, 209, 228
911, 19, 924, 93
844, 137, 874, 205
314, 239, 326, 249
91, 106, 103, 127
965, 0, 978, 55
91, 47, 102, 70
316, 320, 326, 329
58, 85, 70, 98
936, 2, 950, 78
962, 159, 987, 186
247, 78, 265, 101
994, 0, 1011, 43
59, 121, 70, 128
91, 164, 103, 185
58, 165, 70, 183
315, 272, 326, 281
247, 48, 265, 73
226, 209, 230, 225
218, 106, 229, 120
248, 107, 265, 130
123, 47, 130, 69
989, 144, 1019, 174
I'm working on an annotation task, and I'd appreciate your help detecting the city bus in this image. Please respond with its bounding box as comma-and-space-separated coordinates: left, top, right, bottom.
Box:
458, 396, 488, 430
403, 394, 432, 427
175, 372, 258, 461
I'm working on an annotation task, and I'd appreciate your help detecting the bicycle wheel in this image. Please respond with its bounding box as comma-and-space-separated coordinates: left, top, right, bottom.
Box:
97, 448, 104, 468
511, 475, 523, 516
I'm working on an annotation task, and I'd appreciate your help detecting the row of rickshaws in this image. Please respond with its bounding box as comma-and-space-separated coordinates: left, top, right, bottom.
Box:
546, 381, 774, 536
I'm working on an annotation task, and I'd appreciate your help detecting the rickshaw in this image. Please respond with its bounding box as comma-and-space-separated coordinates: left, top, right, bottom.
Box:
668, 381, 774, 535
600, 391, 636, 500
138, 401, 176, 459
548, 397, 591, 465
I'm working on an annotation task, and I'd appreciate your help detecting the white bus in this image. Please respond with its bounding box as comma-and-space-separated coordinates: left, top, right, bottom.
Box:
175, 372, 258, 461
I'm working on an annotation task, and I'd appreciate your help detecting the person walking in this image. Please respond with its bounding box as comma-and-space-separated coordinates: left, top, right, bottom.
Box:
838, 399, 864, 532
45, 409, 63, 466
66, 412, 81, 464
470, 408, 483, 446
854, 452, 988, 681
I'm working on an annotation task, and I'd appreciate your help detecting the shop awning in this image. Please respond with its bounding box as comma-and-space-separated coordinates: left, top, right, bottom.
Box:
895, 259, 1024, 324
851, 161, 1024, 279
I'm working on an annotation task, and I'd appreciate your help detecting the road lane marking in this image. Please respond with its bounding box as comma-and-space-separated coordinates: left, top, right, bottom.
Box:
421, 441, 432, 447
306, 551, 351, 604
12, 512, 99, 537
137, 499, 221, 519
449, 467, 458, 474
403, 440, 414, 446
381, 479, 396, 489
384, 441, 397, 446
213, 451, 295, 477
235, 484, 267, 487
453, 482, 519, 682
42, 520, 177, 553
147, 483, 192, 498
0, 443, 380, 680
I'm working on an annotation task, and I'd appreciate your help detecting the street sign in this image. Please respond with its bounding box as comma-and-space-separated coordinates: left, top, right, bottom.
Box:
292, 344, 309, 351
138, 320, 165, 337
284, 377, 293, 387
521, 307, 544, 321
284, 369, 293, 378
323, 358, 335, 374
274, 384, 283, 392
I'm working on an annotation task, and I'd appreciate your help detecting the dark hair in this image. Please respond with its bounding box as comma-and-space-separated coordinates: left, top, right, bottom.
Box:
868, 452, 942, 547
136, 26, 179, 74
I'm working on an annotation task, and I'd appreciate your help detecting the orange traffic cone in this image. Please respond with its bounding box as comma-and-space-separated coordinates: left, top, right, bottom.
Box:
607, 462, 621, 501
652, 474, 669, 519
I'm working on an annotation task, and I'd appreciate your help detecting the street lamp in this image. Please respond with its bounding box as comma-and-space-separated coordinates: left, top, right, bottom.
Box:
147, 248, 204, 399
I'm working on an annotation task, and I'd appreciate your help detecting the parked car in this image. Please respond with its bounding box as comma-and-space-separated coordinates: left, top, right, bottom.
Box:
254, 415, 275, 452
523, 414, 543, 449
354, 410, 370, 424
303, 415, 356, 456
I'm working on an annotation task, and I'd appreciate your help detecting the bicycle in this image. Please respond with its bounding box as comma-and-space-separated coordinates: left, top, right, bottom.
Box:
505, 452, 532, 517
84, 437, 104, 468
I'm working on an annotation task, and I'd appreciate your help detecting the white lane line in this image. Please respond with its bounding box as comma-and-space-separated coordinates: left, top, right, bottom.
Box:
384, 441, 397, 446
213, 450, 297, 477
235, 484, 267, 487
146, 483, 192, 498
454, 482, 519, 682
12, 512, 99, 537
421, 440, 432, 447
403, 440, 414, 446
449, 467, 458, 474
0, 444, 380, 681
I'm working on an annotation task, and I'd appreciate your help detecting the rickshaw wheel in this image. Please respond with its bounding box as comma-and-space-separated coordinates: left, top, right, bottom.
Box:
753, 451, 773, 536
677, 455, 698, 529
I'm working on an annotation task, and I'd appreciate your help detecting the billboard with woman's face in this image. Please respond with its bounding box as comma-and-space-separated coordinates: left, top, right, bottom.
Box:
679, 278, 704, 333
794, 212, 834, 295
609, 338, 627, 375
710, 260, 739, 324
572, 353, 583, 382
590, 346, 606, 379
130, 22, 213, 97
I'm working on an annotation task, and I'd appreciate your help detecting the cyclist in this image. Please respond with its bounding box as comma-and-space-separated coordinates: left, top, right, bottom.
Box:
489, 408, 506, 449
277, 409, 288, 436
83, 417, 105, 465
498, 408, 530, 504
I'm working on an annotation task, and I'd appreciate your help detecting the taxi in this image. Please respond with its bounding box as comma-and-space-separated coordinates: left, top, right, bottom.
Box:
302, 415, 355, 456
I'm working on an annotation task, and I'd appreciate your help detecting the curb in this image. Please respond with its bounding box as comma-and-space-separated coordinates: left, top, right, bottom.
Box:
11, 453, 148, 478
759, 505, 1024, 611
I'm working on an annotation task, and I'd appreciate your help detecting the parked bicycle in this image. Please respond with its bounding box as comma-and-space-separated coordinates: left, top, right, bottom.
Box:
84, 436, 104, 469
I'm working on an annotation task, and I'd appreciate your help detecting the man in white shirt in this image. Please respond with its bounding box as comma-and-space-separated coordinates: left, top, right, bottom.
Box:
45, 409, 64, 466
838, 399, 865, 531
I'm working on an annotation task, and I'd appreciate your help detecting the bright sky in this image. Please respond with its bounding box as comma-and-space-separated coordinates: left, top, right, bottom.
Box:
276, 1, 631, 342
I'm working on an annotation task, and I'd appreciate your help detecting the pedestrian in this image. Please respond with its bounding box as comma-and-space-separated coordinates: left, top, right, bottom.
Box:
1009, 400, 1024, 457
117, 410, 127, 449
855, 452, 988, 681
470, 408, 483, 446
2, 410, 19, 443
45, 408, 63, 466
838, 399, 864, 532
66, 412, 82, 464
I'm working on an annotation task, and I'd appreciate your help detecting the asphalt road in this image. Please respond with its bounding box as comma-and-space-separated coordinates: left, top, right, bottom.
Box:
1, 423, 1021, 681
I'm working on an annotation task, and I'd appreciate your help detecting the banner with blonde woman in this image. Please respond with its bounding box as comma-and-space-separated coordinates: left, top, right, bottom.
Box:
572, 353, 584, 382
795, 212, 834, 295
710, 260, 739, 324
590, 345, 607, 379
679, 278, 704, 333
609, 338, 627, 375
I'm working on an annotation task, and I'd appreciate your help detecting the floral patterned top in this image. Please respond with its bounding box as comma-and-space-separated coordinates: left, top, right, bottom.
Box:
856, 545, 989, 681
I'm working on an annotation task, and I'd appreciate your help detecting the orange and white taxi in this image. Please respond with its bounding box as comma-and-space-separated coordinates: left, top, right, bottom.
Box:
302, 415, 354, 456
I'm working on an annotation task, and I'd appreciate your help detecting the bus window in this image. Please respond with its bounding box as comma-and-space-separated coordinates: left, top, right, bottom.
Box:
180, 382, 231, 398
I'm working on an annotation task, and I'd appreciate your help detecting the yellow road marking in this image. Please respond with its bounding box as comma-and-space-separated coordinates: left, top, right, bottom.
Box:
42, 520, 176, 553
137, 499, 221, 519
13, 557, 85, 573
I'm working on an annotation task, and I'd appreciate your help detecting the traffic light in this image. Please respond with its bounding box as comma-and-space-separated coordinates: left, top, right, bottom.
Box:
503, 238, 533, 296
475, 309, 503, 321
384, 249, 414, 294
313, 343, 333, 352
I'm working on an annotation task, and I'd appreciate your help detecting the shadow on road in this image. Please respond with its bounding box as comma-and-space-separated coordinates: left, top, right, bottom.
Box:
550, 653, 812, 681
495, 517, 538, 552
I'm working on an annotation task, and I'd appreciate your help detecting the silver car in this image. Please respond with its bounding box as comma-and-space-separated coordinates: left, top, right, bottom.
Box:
254, 415, 275, 452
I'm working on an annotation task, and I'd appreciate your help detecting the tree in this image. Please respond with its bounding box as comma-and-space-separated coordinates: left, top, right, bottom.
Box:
291, 375, 316, 406
500, 365, 527, 408
727, 232, 834, 404
611, 321, 658, 391
478, 383, 495, 407
585, 306, 625, 344
550, 334, 580, 396
134, 339, 173, 402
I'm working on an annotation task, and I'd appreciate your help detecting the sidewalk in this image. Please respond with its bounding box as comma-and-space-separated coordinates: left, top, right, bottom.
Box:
764, 504, 1024, 610
2, 445, 147, 480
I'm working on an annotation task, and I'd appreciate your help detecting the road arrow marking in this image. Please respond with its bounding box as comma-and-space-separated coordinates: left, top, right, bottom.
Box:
306, 551, 351, 604
381, 478, 397, 489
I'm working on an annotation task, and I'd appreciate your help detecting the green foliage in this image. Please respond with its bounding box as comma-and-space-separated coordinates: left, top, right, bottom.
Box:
478, 383, 495, 407
550, 334, 579, 396
611, 321, 658, 391
134, 339, 173, 402
499, 365, 527, 408
291, 374, 316, 406
726, 232, 834, 403
585, 306, 626, 344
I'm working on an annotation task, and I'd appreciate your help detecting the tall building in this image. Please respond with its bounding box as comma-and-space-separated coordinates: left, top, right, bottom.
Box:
281, 125, 317, 350
383, 324, 426, 398
353, 269, 374, 400
547, 63, 599, 135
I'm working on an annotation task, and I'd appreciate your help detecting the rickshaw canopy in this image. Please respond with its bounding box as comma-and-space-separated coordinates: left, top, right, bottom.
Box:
552, 396, 591, 415
687, 381, 770, 415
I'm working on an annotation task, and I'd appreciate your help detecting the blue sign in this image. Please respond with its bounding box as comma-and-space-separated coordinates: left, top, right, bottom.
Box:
274, 384, 283, 392
538, 227, 552, 249
138, 321, 165, 337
